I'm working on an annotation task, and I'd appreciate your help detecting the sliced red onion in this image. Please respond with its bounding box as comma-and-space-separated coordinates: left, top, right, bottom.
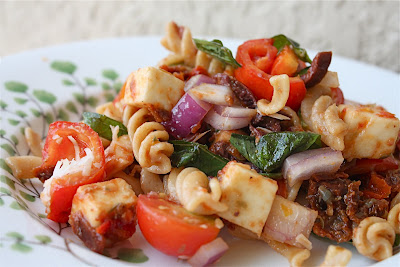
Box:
184, 74, 215, 92
262, 195, 317, 248
214, 105, 257, 118
204, 108, 252, 130
189, 84, 234, 106
187, 238, 229, 267
282, 147, 344, 187
164, 93, 212, 138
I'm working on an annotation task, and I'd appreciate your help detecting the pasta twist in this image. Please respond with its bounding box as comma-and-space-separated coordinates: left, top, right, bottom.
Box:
96, 102, 123, 122
140, 168, 164, 194
300, 84, 332, 128
310, 95, 347, 151
257, 74, 290, 116
174, 167, 228, 215
104, 126, 134, 179
390, 191, 400, 209
319, 245, 352, 267
159, 21, 233, 76
353, 217, 395, 261
387, 203, 400, 234
127, 108, 173, 174
163, 167, 182, 202
264, 238, 310, 267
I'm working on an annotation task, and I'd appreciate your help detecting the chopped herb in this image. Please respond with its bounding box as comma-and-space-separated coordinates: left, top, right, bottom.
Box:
83, 112, 128, 141
193, 38, 241, 68
272, 34, 312, 63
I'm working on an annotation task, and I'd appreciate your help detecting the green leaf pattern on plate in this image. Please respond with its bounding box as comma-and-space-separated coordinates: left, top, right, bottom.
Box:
0, 60, 148, 263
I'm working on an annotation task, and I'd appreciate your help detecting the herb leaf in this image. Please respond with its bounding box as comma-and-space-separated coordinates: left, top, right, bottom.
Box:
83, 112, 128, 141
230, 132, 321, 172
193, 39, 241, 68
170, 140, 228, 177
272, 34, 312, 63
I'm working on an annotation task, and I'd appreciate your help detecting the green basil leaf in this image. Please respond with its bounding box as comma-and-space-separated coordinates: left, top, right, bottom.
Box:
229, 134, 263, 169
297, 66, 310, 76
394, 234, 400, 247
193, 38, 241, 68
170, 140, 228, 177
272, 34, 312, 63
83, 112, 128, 141
230, 132, 321, 173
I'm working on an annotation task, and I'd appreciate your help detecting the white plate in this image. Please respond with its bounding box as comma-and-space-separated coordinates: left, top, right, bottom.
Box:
0, 37, 399, 267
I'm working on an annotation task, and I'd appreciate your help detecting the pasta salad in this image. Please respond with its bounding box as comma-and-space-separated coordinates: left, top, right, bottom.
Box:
5, 21, 400, 267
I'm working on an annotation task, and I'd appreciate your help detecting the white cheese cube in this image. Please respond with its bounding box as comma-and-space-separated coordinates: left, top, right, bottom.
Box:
70, 178, 137, 228
217, 162, 278, 236
339, 104, 400, 160
124, 66, 184, 112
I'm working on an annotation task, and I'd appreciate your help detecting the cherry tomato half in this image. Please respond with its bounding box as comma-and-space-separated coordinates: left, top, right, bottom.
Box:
234, 39, 307, 111
136, 194, 220, 257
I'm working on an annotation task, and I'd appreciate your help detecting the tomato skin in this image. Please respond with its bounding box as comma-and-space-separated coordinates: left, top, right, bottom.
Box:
331, 87, 345, 105
234, 39, 307, 111
271, 46, 299, 76
137, 194, 220, 257
363, 172, 391, 199
345, 157, 398, 176
38, 121, 105, 223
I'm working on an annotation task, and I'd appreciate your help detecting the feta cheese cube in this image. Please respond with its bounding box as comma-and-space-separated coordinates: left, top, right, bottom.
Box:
339, 104, 400, 160
217, 162, 278, 236
70, 178, 137, 228
124, 66, 184, 112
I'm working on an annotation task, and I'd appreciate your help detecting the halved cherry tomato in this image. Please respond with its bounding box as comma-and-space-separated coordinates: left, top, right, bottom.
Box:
37, 122, 105, 222
345, 157, 398, 175
136, 194, 220, 257
331, 87, 344, 105
234, 39, 307, 111
363, 172, 391, 199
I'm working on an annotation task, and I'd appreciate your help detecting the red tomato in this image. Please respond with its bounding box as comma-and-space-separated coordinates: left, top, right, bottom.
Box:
234, 39, 307, 111
271, 46, 299, 76
37, 122, 105, 222
363, 172, 391, 199
137, 194, 220, 257
331, 87, 344, 105
345, 157, 398, 175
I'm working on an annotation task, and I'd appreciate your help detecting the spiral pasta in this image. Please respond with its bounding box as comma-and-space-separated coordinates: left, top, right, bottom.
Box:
387, 203, 400, 234
173, 167, 228, 215
122, 104, 138, 127
320, 245, 352, 267
310, 95, 348, 151
95, 102, 123, 122
104, 126, 134, 179
390, 191, 400, 209
300, 84, 332, 128
110, 170, 143, 196
163, 167, 182, 202
24, 127, 42, 157
264, 238, 310, 267
140, 168, 164, 194
127, 108, 173, 174
257, 74, 290, 116
159, 21, 233, 76
353, 217, 395, 261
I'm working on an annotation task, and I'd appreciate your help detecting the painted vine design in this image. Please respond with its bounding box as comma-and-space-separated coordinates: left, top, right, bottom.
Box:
0, 60, 148, 264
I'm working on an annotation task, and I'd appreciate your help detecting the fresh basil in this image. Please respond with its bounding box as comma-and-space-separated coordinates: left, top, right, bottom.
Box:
83, 112, 128, 141
230, 132, 321, 172
297, 66, 310, 76
272, 34, 312, 64
394, 234, 400, 247
170, 140, 229, 177
193, 38, 242, 68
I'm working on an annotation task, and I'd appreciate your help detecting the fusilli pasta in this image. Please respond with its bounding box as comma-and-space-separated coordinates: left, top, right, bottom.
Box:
310, 95, 347, 151
387, 203, 400, 234
319, 245, 352, 267
96, 102, 123, 122
353, 217, 395, 261
264, 238, 310, 267
257, 74, 290, 116
159, 21, 233, 76
140, 168, 164, 194
175, 167, 228, 215
127, 108, 173, 174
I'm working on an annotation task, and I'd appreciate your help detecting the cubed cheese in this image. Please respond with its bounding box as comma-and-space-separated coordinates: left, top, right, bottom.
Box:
124, 66, 184, 112
339, 104, 400, 160
217, 162, 278, 236
70, 178, 137, 228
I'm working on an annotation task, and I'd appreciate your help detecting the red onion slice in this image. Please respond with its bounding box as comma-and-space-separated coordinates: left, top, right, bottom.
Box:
187, 238, 229, 267
214, 105, 257, 118
189, 84, 234, 106
184, 74, 215, 92
262, 195, 317, 248
204, 108, 252, 130
164, 93, 212, 138
282, 147, 344, 187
